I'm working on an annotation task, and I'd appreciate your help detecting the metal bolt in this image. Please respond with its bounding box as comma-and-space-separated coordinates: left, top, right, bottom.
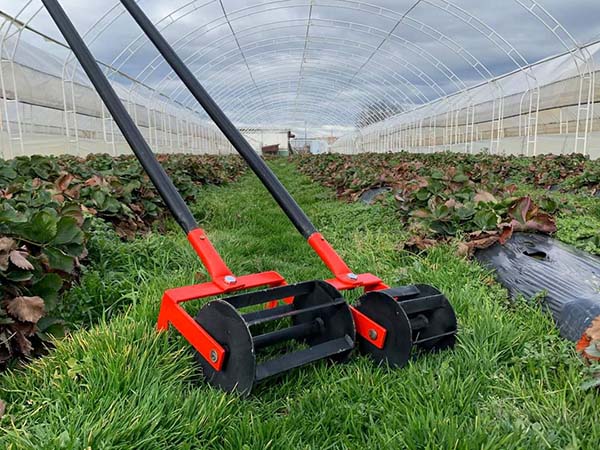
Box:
347, 273, 359, 281
368, 329, 378, 341
224, 275, 237, 284
210, 350, 218, 363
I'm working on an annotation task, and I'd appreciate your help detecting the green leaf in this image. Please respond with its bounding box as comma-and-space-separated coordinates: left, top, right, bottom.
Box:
473, 210, 498, 230
3, 269, 34, 282
414, 188, 430, 201
19, 210, 58, 244
52, 217, 84, 246
92, 190, 106, 208
43, 247, 74, 273
431, 205, 451, 221
0, 165, 17, 181
453, 173, 469, 183
581, 376, 600, 391
104, 197, 122, 214
36, 317, 66, 340
508, 196, 532, 225
456, 205, 475, 220
31, 274, 64, 310
61, 203, 84, 226
430, 170, 445, 180
0, 316, 14, 325
0, 203, 25, 224
60, 242, 85, 258
539, 197, 558, 213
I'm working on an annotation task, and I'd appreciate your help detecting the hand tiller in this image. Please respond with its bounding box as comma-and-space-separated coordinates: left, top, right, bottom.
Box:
43, 0, 458, 395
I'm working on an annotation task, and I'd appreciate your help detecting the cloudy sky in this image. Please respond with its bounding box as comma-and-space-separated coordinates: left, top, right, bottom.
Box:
1, 0, 599, 134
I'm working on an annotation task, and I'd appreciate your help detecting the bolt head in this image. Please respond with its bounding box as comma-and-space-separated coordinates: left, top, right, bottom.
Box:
347, 273, 359, 281
210, 349, 218, 363
224, 275, 237, 284
368, 329, 378, 341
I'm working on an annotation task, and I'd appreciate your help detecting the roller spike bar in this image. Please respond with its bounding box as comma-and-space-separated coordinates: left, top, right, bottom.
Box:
42, 0, 458, 395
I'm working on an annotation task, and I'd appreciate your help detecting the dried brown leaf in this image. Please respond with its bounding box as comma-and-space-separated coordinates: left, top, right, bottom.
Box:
9, 250, 34, 271
56, 173, 74, 192
81, 205, 98, 216
525, 212, 557, 234
0, 237, 16, 252
14, 331, 33, 356
444, 198, 458, 208
586, 316, 600, 342
412, 209, 431, 218
508, 196, 532, 224
474, 190, 497, 204
0, 237, 16, 271
405, 235, 438, 251
12, 321, 36, 337
85, 175, 105, 187
456, 242, 471, 258
498, 224, 514, 245
6, 296, 45, 323
64, 185, 82, 199
468, 234, 500, 250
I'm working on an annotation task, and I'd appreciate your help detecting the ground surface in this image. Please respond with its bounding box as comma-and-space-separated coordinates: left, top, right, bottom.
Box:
1, 160, 598, 449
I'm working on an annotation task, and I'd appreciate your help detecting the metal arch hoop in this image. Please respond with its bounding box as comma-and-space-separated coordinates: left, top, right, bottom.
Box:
0, 0, 596, 157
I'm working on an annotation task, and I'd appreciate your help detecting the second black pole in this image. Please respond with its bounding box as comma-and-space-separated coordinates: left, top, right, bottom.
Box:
120, 0, 318, 239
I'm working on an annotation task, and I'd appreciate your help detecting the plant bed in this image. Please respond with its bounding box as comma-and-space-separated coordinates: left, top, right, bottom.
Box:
294, 152, 569, 253
0, 153, 246, 368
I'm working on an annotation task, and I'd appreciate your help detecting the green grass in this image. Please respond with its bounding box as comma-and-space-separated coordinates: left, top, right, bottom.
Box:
1, 160, 598, 449
519, 186, 600, 254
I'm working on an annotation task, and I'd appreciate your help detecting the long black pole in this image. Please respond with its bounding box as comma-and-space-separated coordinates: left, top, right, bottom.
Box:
119, 0, 318, 239
42, 0, 198, 234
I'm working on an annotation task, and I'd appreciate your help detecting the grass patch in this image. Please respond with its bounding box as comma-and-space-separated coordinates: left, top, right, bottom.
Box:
1, 160, 598, 449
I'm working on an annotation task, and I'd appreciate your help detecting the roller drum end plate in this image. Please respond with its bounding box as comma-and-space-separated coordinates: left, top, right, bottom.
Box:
194, 300, 255, 396
355, 292, 413, 368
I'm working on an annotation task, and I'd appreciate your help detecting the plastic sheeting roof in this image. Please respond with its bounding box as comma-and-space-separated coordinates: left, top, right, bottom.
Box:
1, 0, 599, 136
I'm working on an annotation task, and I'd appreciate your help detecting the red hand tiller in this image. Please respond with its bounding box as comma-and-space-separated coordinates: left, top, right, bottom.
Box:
44, 0, 458, 395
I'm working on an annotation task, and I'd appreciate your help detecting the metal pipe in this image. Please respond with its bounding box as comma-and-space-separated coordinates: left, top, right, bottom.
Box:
41, 0, 198, 234
252, 319, 323, 350
120, 0, 317, 239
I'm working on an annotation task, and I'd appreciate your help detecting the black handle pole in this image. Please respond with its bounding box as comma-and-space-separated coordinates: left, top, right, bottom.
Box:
42, 0, 198, 234
119, 0, 318, 239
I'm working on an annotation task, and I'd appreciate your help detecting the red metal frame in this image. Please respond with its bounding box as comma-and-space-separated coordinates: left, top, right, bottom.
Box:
308, 232, 389, 348
157, 229, 391, 372
157, 228, 288, 371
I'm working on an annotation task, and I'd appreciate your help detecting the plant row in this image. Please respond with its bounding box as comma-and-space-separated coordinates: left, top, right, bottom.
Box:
0, 153, 245, 367
293, 152, 594, 252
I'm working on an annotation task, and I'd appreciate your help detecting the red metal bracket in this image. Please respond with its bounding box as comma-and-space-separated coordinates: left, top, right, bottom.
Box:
158, 270, 287, 371
187, 228, 242, 290
308, 232, 357, 285
156, 228, 288, 371
307, 232, 392, 349
350, 306, 387, 348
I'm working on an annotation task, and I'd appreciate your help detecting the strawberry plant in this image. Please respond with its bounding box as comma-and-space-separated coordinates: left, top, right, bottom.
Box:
0, 199, 87, 366
294, 152, 568, 252
0, 152, 246, 367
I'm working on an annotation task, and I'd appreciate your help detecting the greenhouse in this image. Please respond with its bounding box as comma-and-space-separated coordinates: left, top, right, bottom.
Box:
1, 1, 600, 449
